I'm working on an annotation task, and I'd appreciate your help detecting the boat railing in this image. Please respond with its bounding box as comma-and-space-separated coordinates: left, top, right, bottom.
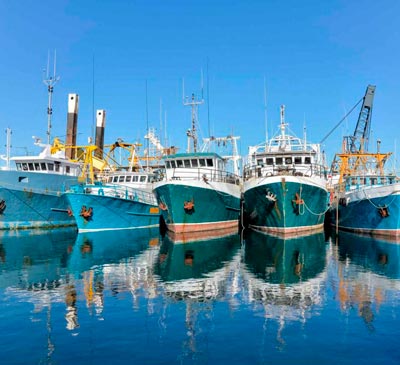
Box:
342, 174, 400, 192
74, 183, 157, 206
167, 167, 241, 185
243, 162, 327, 181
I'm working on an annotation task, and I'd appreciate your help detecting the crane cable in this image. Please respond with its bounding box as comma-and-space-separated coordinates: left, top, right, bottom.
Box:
319, 97, 363, 144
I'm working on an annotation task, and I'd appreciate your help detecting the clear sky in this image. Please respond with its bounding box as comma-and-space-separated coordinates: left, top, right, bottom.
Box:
0, 0, 399, 169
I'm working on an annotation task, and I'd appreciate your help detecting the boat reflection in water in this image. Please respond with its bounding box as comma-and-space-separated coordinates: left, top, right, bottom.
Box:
0, 228, 77, 363
332, 231, 400, 331
242, 229, 327, 345
0, 228, 77, 292
154, 232, 241, 358
66, 227, 161, 328
155, 232, 241, 299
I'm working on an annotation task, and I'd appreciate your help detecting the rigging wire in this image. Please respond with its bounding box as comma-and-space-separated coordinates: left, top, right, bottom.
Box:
319, 97, 363, 144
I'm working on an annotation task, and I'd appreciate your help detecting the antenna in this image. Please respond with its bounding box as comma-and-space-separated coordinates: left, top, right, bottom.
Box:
206, 59, 211, 137
43, 50, 60, 144
4, 127, 12, 169
91, 54, 95, 142
263, 76, 268, 144
145, 80, 149, 170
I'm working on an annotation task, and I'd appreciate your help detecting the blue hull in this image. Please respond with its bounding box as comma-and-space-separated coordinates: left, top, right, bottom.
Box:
0, 170, 78, 230
244, 177, 328, 236
331, 192, 400, 237
65, 192, 160, 232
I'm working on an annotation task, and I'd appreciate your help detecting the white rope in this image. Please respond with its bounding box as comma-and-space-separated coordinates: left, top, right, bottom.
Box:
303, 200, 330, 216
362, 189, 397, 209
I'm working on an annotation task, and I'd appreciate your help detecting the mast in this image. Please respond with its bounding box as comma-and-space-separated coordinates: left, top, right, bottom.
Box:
5, 127, 11, 169
184, 93, 204, 153
279, 105, 287, 149
264, 76, 268, 147
42, 50, 60, 145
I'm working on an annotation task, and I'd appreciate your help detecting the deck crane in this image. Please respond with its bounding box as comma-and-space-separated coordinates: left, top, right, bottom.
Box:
330, 85, 391, 187
345, 84, 375, 153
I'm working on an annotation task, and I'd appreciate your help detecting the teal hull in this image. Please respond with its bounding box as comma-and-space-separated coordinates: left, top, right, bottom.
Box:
244, 178, 328, 236
154, 182, 241, 233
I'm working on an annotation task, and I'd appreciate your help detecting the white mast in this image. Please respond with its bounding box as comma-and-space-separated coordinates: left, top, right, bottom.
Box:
264, 76, 268, 148
42, 50, 60, 145
183, 93, 204, 153
5, 127, 11, 169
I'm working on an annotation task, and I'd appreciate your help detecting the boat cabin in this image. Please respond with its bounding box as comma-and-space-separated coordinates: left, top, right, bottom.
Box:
343, 174, 398, 192
244, 149, 324, 179
104, 171, 157, 192
163, 152, 238, 184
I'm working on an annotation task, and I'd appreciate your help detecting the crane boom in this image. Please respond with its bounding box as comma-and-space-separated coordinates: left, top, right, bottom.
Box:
349, 84, 375, 153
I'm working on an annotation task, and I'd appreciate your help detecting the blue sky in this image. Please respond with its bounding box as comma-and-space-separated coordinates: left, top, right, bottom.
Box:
0, 0, 399, 168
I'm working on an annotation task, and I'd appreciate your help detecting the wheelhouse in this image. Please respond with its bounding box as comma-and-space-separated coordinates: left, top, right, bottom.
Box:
163, 152, 238, 184
13, 156, 80, 177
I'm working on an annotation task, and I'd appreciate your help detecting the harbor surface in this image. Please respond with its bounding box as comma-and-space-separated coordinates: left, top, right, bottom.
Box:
0, 227, 399, 365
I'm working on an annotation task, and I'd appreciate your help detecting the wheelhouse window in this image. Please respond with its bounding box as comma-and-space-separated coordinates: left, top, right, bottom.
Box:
54, 162, 60, 172
48, 163, 54, 171
257, 159, 263, 166
276, 157, 283, 165
206, 159, 213, 167
132, 176, 138, 182
16, 163, 21, 170
113, 176, 118, 183
41, 163, 47, 170
108, 177, 113, 183
176, 160, 183, 168
126, 176, 132, 182
28, 163, 34, 171
304, 157, 311, 164
34, 163, 40, 170
266, 158, 273, 165
191, 159, 198, 167
184, 159, 190, 168
170, 160, 176, 168
140, 176, 146, 182
119, 176, 125, 182
166, 161, 171, 169
66, 166, 70, 174
199, 159, 206, 167
285, 157, 292, 165
294, 157, 302, 164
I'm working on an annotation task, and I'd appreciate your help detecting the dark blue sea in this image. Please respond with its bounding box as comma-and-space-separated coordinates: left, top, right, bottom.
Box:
1, 226, 399, 365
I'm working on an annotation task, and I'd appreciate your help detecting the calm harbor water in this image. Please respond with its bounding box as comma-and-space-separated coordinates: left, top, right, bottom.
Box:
1, 226, 399, 365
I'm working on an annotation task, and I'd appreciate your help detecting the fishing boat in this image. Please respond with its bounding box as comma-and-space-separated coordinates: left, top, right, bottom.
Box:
0, 133, 81, 230
153, 93, 242, 236
0, 61, 84, 230
64, 170, 160, 232
63, 106, 164, 233
242, 105, 329, 236
329, 85, 400, 238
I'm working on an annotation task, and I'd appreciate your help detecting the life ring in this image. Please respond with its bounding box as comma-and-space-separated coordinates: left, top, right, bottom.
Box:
98, 188, 104, 196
